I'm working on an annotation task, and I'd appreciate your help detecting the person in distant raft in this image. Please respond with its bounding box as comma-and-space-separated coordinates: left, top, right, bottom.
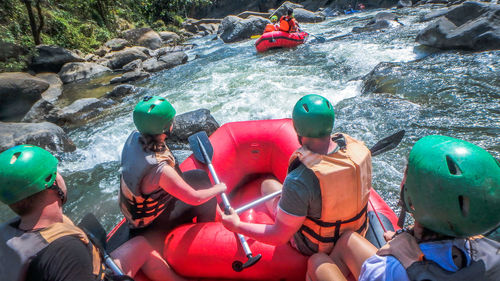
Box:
0, 145, 185, 281
306, 135, 500, 281
119, 96, 226, 245
279, 8, 300, 33
221, 94, 372, 256
264, 15, 279, 33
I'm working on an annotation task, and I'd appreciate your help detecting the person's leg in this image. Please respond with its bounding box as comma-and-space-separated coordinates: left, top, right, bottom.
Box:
329, 231, 377, 279
260, 176, 283, 218
111, 236, 186, 281
307, 253, 347, 281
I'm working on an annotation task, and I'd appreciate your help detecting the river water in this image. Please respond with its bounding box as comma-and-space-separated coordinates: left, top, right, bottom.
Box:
1, 6, 498, 231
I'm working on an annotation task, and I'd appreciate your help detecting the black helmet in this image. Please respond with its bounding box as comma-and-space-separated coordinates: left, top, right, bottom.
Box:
287, 8, 294, 16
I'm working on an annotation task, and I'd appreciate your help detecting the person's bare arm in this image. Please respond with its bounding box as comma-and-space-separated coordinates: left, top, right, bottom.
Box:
159, 165, 226, 205
221, 207, 305, 245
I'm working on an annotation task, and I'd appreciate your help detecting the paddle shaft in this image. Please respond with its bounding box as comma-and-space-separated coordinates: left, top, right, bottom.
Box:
197, 138, 255, 258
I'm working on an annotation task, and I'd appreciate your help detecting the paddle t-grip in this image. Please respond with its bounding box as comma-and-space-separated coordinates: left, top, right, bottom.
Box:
232, 253, 262, 272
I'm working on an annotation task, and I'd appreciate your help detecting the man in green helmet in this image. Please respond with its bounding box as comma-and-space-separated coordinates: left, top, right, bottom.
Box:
306, 135, 500, 281
0, 145, 186, 281
221, 94, 372, 256
119, 95, 226, 248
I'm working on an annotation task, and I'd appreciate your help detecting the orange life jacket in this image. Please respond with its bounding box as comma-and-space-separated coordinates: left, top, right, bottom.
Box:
279, 16, 298, 32
264, 23, 276, 33
288, 133, 372, 253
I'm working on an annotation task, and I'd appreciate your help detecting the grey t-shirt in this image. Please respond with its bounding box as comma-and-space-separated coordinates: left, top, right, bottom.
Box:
278, 162, 322, 256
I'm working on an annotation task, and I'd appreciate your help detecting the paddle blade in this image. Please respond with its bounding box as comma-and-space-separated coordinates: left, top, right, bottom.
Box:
188, 131, 214, 164
250, 35, 261, 39
370, 130, 405, 156
78, 213, 107, 251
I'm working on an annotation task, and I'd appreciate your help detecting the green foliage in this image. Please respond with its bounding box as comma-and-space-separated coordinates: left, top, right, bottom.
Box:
0, 0, 212, 70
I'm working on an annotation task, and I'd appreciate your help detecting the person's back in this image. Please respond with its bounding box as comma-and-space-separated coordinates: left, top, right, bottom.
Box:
279, 8, 299, 33
307, 135, 500, 281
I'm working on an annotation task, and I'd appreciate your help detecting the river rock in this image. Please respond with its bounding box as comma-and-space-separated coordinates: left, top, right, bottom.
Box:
219, 15, 269, 43
199, 23, 219, 34
182, 19, 199, 33
169, 109, 220, 142
105, 38, 130, 51
271, 1, 304, 19
142, 58, 168, 73
95, 46, 110, 57
292, 8, 326, 23
159, 31, 181, 43
104, 84, 137, 100
352, 12, 402, 33
122, 28, 163, 50
419, 8, 449, 22
29, 45, 84, 73
158, 52, 188, 68
110, 71, 150, 84
0, 121, 76, 153
105, 47, 149, 70
56, 98, 114, 127
0, 72, 49, 121
21, 99, 59, 123
122, 59, 143, 72
416, 2, 500, 51
397, 0, 413, 8
36, 73, 63, 102
58, 62, 112, 84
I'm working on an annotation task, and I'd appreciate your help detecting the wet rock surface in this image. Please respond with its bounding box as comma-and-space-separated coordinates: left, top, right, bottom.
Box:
29, 45, 85, 73
58, 62, 112, 84
218, 15, 269, 43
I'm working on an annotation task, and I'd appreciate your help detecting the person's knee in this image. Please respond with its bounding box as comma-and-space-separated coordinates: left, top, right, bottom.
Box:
308, 253, 332, 270
260, 177, 282, 195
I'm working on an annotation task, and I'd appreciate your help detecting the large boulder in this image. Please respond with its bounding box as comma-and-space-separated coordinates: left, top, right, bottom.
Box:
292, 8, 326, 23
168, 109, 220, 142
110, 71, 150, 84
416, 2, 500, 51
158, 52, 188, 68
104, 84, 137, 101
219, 15, 269, 43
21, 99, 59, 123
56, 98, 114, 127
37, 73, 63, 102
29, 45, 84, 73
352, 12, 402, 33
105, 38, 130, 51
122, 59, 143, 72
58, 62, 112, 84
0, 122, 76, 153
0, 72, 49, 121
122, 28, 163, 50
159, 31, 181, 43
105, 47, 149, 70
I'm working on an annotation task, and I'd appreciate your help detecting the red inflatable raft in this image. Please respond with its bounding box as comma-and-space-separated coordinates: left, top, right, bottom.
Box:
255, 31, 308, 53
107, 119, 399, 281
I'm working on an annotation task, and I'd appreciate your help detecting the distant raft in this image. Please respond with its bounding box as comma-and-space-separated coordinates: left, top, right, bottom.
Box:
255, 31, 309, 53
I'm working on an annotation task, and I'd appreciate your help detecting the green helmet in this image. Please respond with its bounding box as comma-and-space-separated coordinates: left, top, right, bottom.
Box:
271, 15, 278, 22
292, 94, 335, 138
0, 145, 58, 205
133, 96, 176, 135
404, 135, 500, 237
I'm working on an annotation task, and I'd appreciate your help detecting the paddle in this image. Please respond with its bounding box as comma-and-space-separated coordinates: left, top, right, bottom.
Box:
234, 130, 406, 214
188, 131, 262, 272
305, 32, 326, 43
78, 213, 135, 280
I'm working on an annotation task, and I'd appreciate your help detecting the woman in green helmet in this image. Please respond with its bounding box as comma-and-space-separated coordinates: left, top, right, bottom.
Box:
119, 96, 226, 247
221, 94, 373, 256
306, 135, 500, 281
0, 145, 185, 281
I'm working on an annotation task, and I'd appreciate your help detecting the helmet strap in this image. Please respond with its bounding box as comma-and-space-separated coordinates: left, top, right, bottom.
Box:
50, 182, 67, 205
397, 167, 409, 228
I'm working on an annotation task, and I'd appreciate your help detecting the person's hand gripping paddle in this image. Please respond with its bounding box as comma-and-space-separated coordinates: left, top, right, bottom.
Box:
188, 131, 262, 272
